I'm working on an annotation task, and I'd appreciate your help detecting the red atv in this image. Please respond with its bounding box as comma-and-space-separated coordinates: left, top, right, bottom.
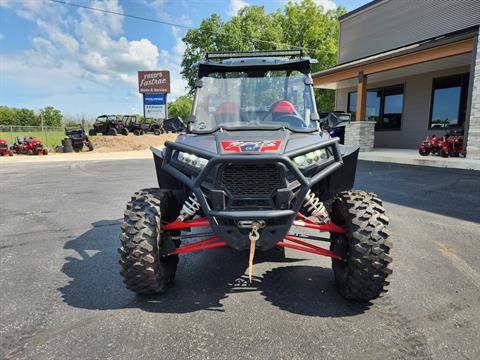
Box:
419, 130, 465, 158
10, 136, 48, 155
419, 135, 445, 156
0, 139, 13, 156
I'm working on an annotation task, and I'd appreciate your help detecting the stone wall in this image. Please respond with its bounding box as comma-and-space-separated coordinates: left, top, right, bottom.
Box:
344, 121, 375, 152
466, 35, 480, 160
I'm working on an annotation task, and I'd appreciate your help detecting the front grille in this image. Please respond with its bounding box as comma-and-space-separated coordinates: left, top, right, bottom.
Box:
221, 164, 282, 196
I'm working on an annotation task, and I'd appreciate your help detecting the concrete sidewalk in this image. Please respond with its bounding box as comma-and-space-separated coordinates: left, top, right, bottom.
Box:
359, 148, 480, 171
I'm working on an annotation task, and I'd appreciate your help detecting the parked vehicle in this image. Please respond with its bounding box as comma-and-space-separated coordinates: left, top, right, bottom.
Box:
125, 115, 164, 135
118, 50, 392, 303
89, 115, 129, 136
0, 139, 13, 156
320, 111, 350, 144
419, 129, 465, 157
162, 117, 185, 133
124, 115, 147, 135
10, 136, 48, 155
65, 127, 94, 152
145, 118, 164, 135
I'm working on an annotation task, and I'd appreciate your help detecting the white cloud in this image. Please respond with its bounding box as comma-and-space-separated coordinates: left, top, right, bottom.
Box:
313, 0, 337, 11
279, 0, 337, 12
1, 0, 189, 117
228, 0, 249, 17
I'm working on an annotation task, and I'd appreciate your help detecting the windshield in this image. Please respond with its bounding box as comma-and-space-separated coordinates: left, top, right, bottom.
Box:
191, 70, 317, 132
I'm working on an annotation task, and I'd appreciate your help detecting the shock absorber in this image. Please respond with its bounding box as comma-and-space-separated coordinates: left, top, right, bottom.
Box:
303, 190, 329, 222
177, 193, 201, 221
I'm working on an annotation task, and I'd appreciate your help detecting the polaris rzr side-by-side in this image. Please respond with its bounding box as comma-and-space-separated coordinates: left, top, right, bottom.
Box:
119, 50, 392, 302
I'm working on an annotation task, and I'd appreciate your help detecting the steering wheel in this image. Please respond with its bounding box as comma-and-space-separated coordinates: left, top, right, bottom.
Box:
271, 113, 306, 128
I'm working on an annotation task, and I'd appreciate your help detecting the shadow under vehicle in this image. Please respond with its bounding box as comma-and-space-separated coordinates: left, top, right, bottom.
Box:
118, 50, 393, 303
89, 115, 129, 136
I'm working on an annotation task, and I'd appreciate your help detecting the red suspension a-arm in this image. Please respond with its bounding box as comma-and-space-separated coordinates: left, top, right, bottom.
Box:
161, 213, 345, 259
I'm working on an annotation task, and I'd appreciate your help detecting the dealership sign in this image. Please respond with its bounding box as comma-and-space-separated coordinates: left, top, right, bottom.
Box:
143, 93, 166, 119
138, 71, 170, 93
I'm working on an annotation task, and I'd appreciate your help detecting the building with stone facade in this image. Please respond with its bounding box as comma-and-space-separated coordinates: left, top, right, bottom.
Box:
312, 0, 480, 159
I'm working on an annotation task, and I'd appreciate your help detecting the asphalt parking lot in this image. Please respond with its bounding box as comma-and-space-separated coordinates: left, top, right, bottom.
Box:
1, 159, 479, 360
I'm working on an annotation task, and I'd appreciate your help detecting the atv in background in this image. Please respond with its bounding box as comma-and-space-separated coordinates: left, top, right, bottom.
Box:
125, 115, 163, 135
10, 136, 48, 155
118, 50, 392, 303
89, 115, 129, 136
419, 129, 465, 157
65, 127, 94, 152
124, 115, 147, 136
0, 139, 13, 156
145, 118, 164, 135
162, 116, 185, 133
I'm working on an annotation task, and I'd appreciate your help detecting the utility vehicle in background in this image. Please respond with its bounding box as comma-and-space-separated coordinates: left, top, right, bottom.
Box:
118, 50, 392, 302
89, 115, 129, 136
65, 127, 94, 152
125, 116, 163, 135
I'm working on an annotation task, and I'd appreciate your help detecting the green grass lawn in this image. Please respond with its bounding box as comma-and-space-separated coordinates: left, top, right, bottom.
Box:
0, 130, 65, 148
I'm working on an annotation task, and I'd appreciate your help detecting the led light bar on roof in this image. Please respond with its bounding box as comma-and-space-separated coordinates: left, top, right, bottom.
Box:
205, 49, 303, 60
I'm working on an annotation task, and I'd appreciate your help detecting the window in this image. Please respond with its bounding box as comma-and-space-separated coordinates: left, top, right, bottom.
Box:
429, 74, 469, 129
348, 84, 404, 130
381, 86, 404, 130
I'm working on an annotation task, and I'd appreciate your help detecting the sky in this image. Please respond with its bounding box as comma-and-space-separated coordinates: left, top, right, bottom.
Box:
0, 0, 369, 119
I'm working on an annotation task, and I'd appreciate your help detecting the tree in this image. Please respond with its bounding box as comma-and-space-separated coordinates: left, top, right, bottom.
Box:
40, 106, 63, 127
168, 96, 192, 123
180, 0, 346, 110
0, 106, 15, 126
14, 108, 38, 126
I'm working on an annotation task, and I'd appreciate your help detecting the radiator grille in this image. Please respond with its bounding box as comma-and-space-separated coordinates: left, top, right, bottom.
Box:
221, 164, 282, 196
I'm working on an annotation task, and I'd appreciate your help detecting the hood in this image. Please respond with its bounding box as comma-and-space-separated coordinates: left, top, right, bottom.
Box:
175, 130, 331, 155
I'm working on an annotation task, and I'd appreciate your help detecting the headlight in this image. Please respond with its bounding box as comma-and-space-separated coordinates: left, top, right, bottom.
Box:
293, 149, 328, 168
177, 151, 208, 169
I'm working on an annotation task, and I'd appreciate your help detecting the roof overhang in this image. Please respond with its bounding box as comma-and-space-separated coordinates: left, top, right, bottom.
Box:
313, 32, 475, 89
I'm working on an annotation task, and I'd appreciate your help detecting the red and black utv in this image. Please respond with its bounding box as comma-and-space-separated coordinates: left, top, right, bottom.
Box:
118, 50, 392, 303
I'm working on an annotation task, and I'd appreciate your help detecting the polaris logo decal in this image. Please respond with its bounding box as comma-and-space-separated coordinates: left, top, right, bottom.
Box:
221, 140, 281, 152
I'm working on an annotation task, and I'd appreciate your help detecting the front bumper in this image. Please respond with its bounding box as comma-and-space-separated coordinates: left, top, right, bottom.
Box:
160, 139, 344, 250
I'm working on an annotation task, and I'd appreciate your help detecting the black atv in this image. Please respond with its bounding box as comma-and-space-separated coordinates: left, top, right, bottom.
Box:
89, 115, 129, 136
65, 127, 94, 152
118, 50, 392, 303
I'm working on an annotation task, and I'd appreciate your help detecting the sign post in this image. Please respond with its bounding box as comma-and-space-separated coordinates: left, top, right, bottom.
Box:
138, 70, 170, 120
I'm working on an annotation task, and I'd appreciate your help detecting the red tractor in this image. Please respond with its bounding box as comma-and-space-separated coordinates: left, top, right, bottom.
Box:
419, 130, 465, 158
10, 136, 48, 155
0, 139, 13, 156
